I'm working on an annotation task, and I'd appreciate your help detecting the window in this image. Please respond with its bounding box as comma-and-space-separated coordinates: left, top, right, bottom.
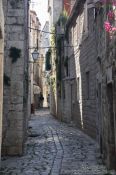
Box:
77, 77, 80, 101
86, 71, 90, 99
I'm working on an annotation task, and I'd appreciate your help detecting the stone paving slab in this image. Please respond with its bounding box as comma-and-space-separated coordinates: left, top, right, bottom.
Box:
0, 109, 116, 175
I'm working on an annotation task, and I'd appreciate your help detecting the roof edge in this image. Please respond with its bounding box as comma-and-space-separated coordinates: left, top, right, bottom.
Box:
66, 0, 86, 29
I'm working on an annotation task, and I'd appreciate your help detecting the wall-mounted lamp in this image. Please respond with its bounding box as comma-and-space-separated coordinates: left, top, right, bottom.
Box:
31, 49, 39, 61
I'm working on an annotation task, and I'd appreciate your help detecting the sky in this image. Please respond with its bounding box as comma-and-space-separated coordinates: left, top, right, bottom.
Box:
30, 0, 49, 29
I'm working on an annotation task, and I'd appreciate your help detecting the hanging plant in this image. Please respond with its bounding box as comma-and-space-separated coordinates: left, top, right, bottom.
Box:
4, 73, 11, 86
104, 9, 115, 31
101, 0, 116, 33
107, 10, 115, 21
9, 47, 21, 63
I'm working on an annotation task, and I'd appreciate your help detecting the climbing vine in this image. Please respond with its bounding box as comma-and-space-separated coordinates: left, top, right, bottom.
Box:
50, 27, 56, 47
56, 36, 63, 83
51, 77, 56, 93
56, 9, 68, 69
49, 11, 68, 97
45, 49, 52, 71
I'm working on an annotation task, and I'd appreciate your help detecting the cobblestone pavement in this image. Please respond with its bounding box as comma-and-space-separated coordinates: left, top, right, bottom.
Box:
0, 109, 115, 175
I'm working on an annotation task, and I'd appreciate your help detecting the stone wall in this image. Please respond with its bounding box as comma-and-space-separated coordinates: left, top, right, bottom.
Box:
29, 10, 41, 112
60, 3, 98, 139
41, 21, 50, 108
95, 4, 116, 169
0, 0, 4, 165
48, 0, 63, 117
61, 0, 116, 169
2, 0, 29, 155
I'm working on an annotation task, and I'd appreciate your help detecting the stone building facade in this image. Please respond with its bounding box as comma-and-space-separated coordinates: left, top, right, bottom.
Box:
55, 0, 77, 120
33, 54, 46, 109
41, 21, 50, 54
48, 0, 63, 116
41, 21, 50, 107
2, 0, 30, 155
29, 10, 41, 112
56, 0, 116, 170
29, 11, 49, 110
94, 1, 116, 169
0, 0, 4, 164
47, 0, 76, 116
63, 0, 98, 138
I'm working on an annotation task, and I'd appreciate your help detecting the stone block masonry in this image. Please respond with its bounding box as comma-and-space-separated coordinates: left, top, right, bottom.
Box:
2, 0, 29, 155
58, 5, 98, 139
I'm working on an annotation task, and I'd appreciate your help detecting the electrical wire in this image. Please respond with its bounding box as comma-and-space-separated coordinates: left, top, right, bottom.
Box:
28, 27, 64, 35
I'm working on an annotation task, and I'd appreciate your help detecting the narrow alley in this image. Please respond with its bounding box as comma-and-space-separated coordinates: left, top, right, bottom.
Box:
0, 0, 116, 173
0, 109, 112, 175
